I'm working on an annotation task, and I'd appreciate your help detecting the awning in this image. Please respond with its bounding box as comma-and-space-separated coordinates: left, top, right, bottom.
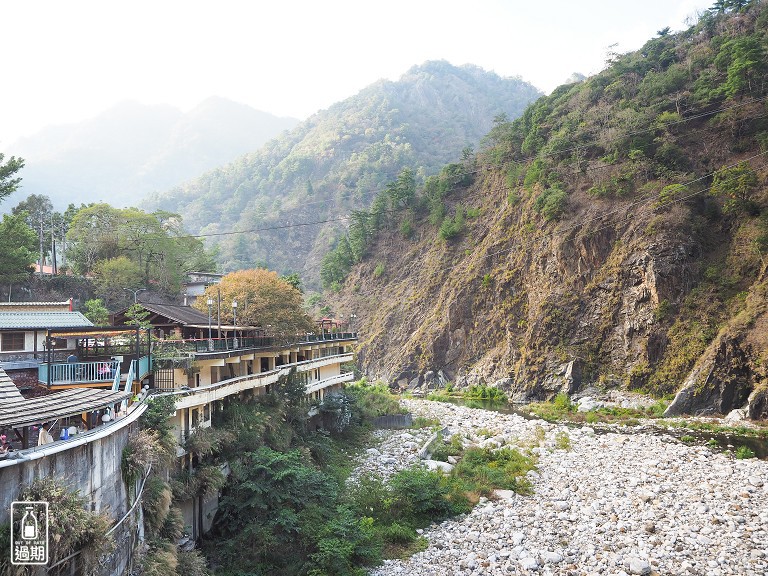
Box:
51, 329, 137, 338
0, 388, 132, 428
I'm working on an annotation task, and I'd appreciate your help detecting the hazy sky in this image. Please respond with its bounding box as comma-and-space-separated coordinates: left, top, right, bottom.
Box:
2, 0, 712, 147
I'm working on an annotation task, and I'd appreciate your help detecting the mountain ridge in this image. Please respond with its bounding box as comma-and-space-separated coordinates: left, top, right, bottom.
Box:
5, 97, 299, 210
146, 60, 543, 283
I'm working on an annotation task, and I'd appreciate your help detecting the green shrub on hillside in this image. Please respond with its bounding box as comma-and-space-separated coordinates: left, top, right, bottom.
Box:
465, 384, 507, 402
438, 205, 465, 240
710, 161, 760, 214
534, 186, 567, 221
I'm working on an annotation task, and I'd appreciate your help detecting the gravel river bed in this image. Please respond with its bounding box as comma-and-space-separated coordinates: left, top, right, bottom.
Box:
357, 399, 768, 576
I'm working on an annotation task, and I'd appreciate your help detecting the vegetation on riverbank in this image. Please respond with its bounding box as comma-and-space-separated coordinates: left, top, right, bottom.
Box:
426, 383, 508, 406
524, 393, 768, 441
195, 378, 535, 575
526, 393, 668, 424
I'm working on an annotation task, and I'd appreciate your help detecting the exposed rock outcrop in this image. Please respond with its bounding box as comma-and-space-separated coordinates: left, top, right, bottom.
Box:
665, 335, 756, 416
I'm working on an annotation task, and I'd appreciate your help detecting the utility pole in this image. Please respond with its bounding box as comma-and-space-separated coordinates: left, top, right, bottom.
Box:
217, 286, 221, 341
39, 215, 45, 274
50, 213, 57, 275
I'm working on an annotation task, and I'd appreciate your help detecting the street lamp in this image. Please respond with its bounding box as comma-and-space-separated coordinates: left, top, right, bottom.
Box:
123, 287, 147, 304
207, 297, 213, 351
349, 313, 358, 334
232, 300, 238, 348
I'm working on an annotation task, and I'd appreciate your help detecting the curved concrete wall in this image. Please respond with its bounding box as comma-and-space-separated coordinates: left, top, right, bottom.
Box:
0, 405, 146, 575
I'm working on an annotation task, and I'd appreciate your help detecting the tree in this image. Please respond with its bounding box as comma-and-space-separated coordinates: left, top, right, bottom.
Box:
12, 194, 53, 226
195, 268, 313, 337
0, 153, 24, 202
534, 186, 568, 221
320, 237, 354, 289
387, 167, 417, 210
12, 194, 55, 269
271, 367, 310, 425
711, 161, 760, 213
92, 256, 142, 309
369, 194, 388, 230
123, 303, 152, 330
82, 299, 110, 325
348, 210, 372, 262
66, 204, 122, 273
720, 36, 766, 98
280, 272, 303, 292
0, 213, 37, 283
66, 204, 214, 295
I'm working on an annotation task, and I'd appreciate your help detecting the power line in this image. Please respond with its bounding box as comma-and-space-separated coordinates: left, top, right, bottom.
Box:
70, 96, 768, 251
173, 93, 768, 241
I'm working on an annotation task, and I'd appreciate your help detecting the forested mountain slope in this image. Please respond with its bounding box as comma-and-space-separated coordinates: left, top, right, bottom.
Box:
145, 61, 542, 280
333, 2, 768, 419
6, 97, 298, 209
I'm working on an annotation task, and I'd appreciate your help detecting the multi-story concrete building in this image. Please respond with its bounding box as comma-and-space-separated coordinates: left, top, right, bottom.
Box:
0, 303, 357, 574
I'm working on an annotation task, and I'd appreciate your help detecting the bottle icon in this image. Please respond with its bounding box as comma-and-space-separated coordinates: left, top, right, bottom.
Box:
21, 507, 38, 540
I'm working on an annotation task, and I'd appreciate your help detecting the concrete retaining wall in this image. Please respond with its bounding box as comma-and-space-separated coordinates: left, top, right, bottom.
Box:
371, 413, 414, 429
0, 407, 145, 575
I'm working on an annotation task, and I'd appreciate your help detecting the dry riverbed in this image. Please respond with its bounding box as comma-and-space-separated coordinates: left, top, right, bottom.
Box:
358, 399, 768, 576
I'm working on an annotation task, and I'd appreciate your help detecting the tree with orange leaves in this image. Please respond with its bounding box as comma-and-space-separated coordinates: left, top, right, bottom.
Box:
195, 268, 313, 337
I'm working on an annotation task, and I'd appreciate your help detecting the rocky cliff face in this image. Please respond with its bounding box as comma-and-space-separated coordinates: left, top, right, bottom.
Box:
341, 167, 767, 417
332, 5, 768, 418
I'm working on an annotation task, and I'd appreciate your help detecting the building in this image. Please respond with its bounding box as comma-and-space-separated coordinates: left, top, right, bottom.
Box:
0, 299, 358, 572
182, 272, 223, 305
154, 330, 357, 538
0, 300, 92, 371
112, 301, 212, 340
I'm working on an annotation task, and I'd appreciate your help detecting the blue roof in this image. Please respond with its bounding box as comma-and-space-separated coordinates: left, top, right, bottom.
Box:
0, 312, 94, 330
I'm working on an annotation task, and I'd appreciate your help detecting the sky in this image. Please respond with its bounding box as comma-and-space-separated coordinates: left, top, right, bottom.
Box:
1, 0, 713, 147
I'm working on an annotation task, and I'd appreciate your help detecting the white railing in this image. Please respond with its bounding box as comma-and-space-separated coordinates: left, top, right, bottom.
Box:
161, 353, 354, 410
42, 360, 120, 385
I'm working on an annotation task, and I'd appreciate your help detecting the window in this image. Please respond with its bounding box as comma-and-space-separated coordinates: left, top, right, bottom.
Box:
154, 369, 175, 391
1, 332, 25, 351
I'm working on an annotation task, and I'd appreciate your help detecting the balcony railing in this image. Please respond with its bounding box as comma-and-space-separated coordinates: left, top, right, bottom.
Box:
153, 332, 357, 355
39, 360, 120, 386
38, 332, 357, 385
38, 355, 153, 387
138, 354, 151, 378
